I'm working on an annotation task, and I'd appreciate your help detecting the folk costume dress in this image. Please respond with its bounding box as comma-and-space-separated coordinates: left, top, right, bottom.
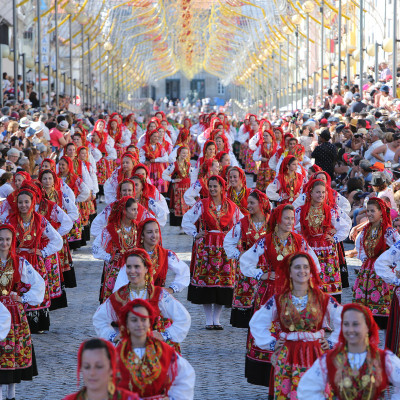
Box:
162, 146, 192, 226
182, 176, 243, 306
124, 113, 143, 146
116, 335, 195, 400
295, 181, 351, 300
107, 118, 131, 166
93, 282, 191, 351
253, 131, 278, 191
39, 169, 79, 288
250, 255, 342, 400
115, 218, 190, 295
353, 198, 400, 329
5, 194, 63, 333
58, 156, 90, 249
266, 155, 306, 205
190, 139, 216, 184
92, 197, 139, 303
374, 240, 400, 357
0, 224, 45, 386
297, 304, 400, 400
224, 189, 271, 328
226, 167, 251, 216
139, 129, 169, 194
88, 120, 117, 192
104, 152, 139, 205
239, 206, 320, 388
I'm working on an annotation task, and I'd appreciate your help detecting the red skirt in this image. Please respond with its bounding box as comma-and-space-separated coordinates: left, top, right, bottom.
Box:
170, 180, 190, 217
148, 162, 169, 193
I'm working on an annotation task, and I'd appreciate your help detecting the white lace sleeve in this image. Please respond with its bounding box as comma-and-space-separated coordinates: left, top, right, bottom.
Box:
167, 250, 190, 293
105, 144, 117, 161
90, 206, 111, 237
158, 289, 191, 343
266, 178, 281, 201
356, 229, 367, 262
323, 297, 343, 347
249, 134, 259, 150
62, 192, 79, 222
168, 355, 195, 400
92, 298, 118, 341
41, 220, 63, 258
239, 238, 266, 280
223, 223, 242, 260
139, 148, 146, 163
253, 146, 262, 162
0, 199, 11, 223
337, 193, 351, 214
386, 350, 400, 396
61, 182, 76, 203
148, 198, 168, 227
76, 179, 91, 203
184, 181, 201, 207
54, 204, 73, 236
292, 193, 306, 210
268, 152, 278, 171
162, 163, 175, 182
375, 241, 400, 285
249, 297, 277, 351
92, 228, 112, 263
104, 172, 118, 204
332, 208, 351, 243
0, 303, 11, 340
19, 257, 45, 305
182, 201, 202, 238
297, 355, 327, 399
90, 147, 102, 163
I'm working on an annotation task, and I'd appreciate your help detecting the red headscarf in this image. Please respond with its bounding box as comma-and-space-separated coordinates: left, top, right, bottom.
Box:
0, 224, 19, 276
305, 171, 336, 206
363, 197, 392, 257
259, 129, 278, 157
199, 140, 216, 165
76, 338, 118, 388
176, 120, 191, 147
300, 179, 333, 240
124, 114, 136, 125
309, 164, 323, 174
117, 152, 138, 183
13, 171, 31, 186
132, 163, 150, 178
39, 169, 63, 208
59, 156, 79, 192
198, 157, 216, 180
93, 119, 108, 154
326, 304, 387, 400
216, 151, 229, 163
40, 158, 56, 172
107, 118, 122, 144
132, 174, 153, 207
277, 155, 303, 198
108, 196, 136, 224
266, 203, 295, 233
75, 146, 91, 175
228, 166, 247, 189
249, 189, 271, 217
116, 179, 136, 200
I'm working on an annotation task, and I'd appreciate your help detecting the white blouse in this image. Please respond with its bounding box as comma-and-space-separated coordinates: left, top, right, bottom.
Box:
297, 350, 400, 399
114, 250, 190, 294
162, 162, 193, 183
356, 227, 400, 263
92, 286, 191, 344
60, 176, 90, 203
294, 206, 351, 244
375, 240, 400, 286
183, 180, 202, 207
266, 174, 307, 202
139, 146, 169, 164
292, 192, 351, 215
239, 235, 321, 280
0, 302, 11, 340
249, 295, 342, 352
90, 203, 152, 237
182, 200, 243, 238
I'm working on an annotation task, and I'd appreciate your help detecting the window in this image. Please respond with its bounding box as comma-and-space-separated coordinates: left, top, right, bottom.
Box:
217, 79, 225, 95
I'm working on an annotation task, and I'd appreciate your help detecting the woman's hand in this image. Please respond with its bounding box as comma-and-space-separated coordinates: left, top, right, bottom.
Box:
10, 292, 22, 302
260, 272, 275, 281
152, 331, 165, 341
174, 178, 182, 183
114, 253, 121, 261
274, 338, 285, 353
319, 338, 330, 350
196, 231, 205, 239
113, 333, 121, 344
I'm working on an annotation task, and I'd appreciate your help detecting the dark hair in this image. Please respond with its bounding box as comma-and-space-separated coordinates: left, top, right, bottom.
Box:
0, 158, 6, 168
208, 176, 223, 186
81, 338, 112, 361
248, 191, 260, 201
288, 138, 297, 143
40, 169, 54, 180
287, 157, 297, 167
0, 172, 12, 185
357, 119, 367, 128
17, 190, 33, 200
282, 204, 295, 213
368, 198, 384, 210
347, 177, 365, 193
220, 153, 230, 162
290, 253, 310, 266
125, 197, 137, 209
65, 142, 76, 150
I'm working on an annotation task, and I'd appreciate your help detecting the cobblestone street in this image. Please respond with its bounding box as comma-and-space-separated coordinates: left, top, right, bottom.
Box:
17, 196, 363, 400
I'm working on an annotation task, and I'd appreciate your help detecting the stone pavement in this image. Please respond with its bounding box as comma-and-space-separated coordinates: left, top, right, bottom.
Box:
17, 205, 363, 399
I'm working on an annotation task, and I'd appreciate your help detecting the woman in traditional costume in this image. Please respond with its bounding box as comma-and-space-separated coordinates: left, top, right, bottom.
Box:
104, 152, 138, 205
182, 175, 242, 329
91, 179, 152, 238
139, 128, 169, 194
5, 189, 63, 333
58, 156, 90, 249
0, 224, 45, 400
352, 197, 399, 329
92, 197, 140, 303
224, 189, 271, 328
124, 113, 143, 146
115, 218, 189, 295
227, 166, 251, 216
93, 249, 191, 350
190, 139, 216, 184
266, 155, 306, 205
295, 179, 351, 302
115, 299, 195, 399
298, 303, 400, 399
250, 252, 342, 399
239, 204, 320, 391
62, 338, 139, 400
107, 118, 131, 165
39, 169, 79, 289
131, 175, 168, 227
162, 146, 192, 226
253, 129, 278, 191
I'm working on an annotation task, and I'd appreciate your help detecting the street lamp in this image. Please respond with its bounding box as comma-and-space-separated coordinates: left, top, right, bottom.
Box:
291, 14, 301, 110
104, 41, 113, 109
303, 0, 315, 108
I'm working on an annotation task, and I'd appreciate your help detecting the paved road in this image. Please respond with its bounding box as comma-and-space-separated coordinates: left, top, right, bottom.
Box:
18, 201, 363, 399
